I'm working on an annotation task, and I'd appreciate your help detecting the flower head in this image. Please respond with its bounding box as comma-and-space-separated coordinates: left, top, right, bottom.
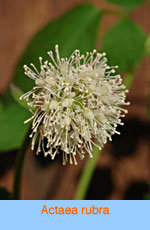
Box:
20, 45, 129, 165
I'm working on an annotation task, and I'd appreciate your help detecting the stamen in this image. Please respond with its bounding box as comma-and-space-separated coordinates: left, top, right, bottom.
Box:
20, 45, 129, 165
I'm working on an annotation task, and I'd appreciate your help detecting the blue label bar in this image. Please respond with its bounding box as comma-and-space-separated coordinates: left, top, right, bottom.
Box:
0, 200, 149, 230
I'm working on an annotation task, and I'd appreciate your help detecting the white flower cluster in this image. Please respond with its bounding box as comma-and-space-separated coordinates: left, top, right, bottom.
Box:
20, 45, 129, 165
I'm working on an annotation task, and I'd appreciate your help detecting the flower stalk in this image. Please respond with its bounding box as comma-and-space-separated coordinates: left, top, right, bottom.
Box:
13, 126, 31, 200
74, 143, 101, 200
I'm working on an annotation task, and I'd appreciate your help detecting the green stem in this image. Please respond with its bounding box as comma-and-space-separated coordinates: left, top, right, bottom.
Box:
123, 72, 134, 89
13, 127, 31, 200
74, 144, 101, 200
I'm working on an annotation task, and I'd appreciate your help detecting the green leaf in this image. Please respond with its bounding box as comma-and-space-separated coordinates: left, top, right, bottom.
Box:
0, 103, 30, 151
103, 18, 146, 73
106, 0, 145, 11
0, 100, 4, 117
0, 187, 12, 200
145, 193, 150, 200
10, 84, 34, 111
13, 3, 102, 92
145, 33, 150, 56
